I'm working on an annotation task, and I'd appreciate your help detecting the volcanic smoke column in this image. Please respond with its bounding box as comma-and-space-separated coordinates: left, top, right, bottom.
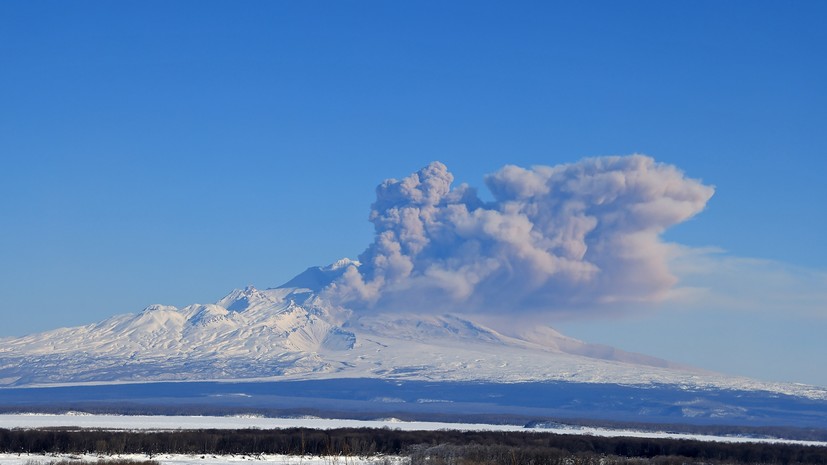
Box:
325, 155, 714, 317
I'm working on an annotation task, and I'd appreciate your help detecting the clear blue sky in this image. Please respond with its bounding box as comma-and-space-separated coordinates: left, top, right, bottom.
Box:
1, 1, 825, 385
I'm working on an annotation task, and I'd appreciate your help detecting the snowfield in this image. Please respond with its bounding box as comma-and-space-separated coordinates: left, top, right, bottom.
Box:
2, 267, 826, 432
0, 414, 825, 447
2, 280, 825, 403
0, 453, 406, 465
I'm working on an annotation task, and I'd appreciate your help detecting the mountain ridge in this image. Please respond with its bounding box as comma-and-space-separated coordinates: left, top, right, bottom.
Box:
1, 262, 825, 403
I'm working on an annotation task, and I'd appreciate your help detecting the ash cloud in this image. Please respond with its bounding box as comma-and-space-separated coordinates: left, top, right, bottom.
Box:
324, 155, 714, 316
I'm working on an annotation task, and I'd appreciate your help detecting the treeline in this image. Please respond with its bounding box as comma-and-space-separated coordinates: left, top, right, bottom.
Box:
6, 404, 827, 443
4, 405, 825, 442
2, 428, 827, 464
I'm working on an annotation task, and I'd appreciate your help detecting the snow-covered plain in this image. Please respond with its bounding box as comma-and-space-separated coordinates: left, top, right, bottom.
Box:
0, 453, 405, 465
0, 414, 825, 447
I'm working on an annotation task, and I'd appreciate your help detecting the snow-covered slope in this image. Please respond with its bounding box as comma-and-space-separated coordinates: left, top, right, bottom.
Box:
1, 264, 825, 402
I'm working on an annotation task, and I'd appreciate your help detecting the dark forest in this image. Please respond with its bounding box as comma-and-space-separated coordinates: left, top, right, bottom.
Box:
3, 428, 827, 465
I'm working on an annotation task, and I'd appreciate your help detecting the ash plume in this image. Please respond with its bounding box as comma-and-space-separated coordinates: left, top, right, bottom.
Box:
324, 155, 714, 316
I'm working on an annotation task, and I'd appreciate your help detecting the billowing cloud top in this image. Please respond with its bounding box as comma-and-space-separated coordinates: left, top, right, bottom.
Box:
325, 155, 714, 317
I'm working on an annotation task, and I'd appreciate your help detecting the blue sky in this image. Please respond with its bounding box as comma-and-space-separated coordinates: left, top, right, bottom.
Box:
1, 1, 825, 385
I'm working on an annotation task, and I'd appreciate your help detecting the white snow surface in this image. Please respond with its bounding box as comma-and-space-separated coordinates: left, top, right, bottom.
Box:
0, 453, 404, 465
0, 414, 825, 447
1, 273, 826, 400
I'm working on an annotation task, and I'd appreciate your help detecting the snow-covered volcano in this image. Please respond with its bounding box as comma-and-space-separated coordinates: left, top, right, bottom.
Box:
0, 261, 824, 402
